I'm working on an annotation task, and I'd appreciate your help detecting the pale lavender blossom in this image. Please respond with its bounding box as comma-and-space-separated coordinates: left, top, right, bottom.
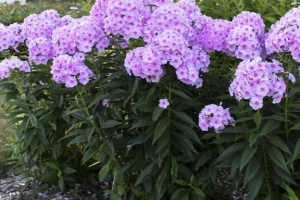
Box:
159, 98, 169, 109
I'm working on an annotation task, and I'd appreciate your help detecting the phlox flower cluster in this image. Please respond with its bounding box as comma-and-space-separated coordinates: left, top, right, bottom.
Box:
232, 11, 265, 37
265, 6, 300, 62
159, 98, 169, 109
225, 25, 261, 60
188, 15, 213, 48
199, 19, 232, 52
124, 29, 210, 87
230, 11, 266, 59
103, 0, 151, 41
28, 37, 54, 65
90, 0, 109, 29
50, 54, 95, 88
229, 57, 291, 110
23, 10, 61, 41
0, 23, 16, 51
175, 0, 202, 22
52, 16, 109, 55
7, 23, 26, 50
198, 104, 234, 133
0, 58, 30, 79
144, 3, 190, 43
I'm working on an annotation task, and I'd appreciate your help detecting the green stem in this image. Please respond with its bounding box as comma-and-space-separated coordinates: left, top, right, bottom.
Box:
263, 145, 271, 192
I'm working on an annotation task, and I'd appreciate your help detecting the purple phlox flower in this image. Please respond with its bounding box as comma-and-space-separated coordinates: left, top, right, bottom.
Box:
0, 58, 30, 79
229, 57, 288, 110
102, 99, 110, 106
159, 98, 169, 109
198, 104, 234, 133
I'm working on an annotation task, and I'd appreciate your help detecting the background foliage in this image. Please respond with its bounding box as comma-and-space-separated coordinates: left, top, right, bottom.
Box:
1, 0, 300, 200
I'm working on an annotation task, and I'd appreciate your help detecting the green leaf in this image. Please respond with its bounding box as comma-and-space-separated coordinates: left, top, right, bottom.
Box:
146, 87, 156, 99
293, 138, 300, 161
253, 110, 261, 127
88, 92, 110, 108
260, 120, 280, 136
45, 162, 60, 171
172, 89, 193, 100
29, 114, 38, 128
153, 117, 169, 144
152, 106, 164, 121
290, 122, 300, 130
172, 110, 198, 127
173, 122, 201, 144
171, 156, 178, 184
210, 135, 235, 144
272, 163, 298, 185
231, 152, 243, 177
244, 154, 262, 186
58, 176, 64, 191
267, 146, 290, 173
214, 142, 248, 163
265, 16, 277, 23
195, 150, 215, 170
129, 77, 138, 97
249, 132, 259, 148
156, 165, 168, 198
62, 167, 76, 174
99, 161, 111, 181
265, 135, 291, 154
234, 117, 253, 124
135, 163, 157, 186
284, 183, 299, 199
221, 126, 248, 134
171, 188, 186, 200
263, 115, 291, 122
240, 146, 258, 172
247, 166, 264, 200
192, 187, 205, 197
130, 116, 153, 129
175, 179, 189, 186
67, 134, 88, 146
102, 120, 123, 128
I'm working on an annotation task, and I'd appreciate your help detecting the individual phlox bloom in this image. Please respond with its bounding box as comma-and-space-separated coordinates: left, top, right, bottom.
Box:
28, 37, 54, 65
0, 58, 30, 79
0, 23, 15, 51
69, 17, 109, 53
229, 57, 288, 110
50, 54, 95, 87
225, 25, 261, 60
103, 0, 151, 41
7, 23, 26, 49
102, 99, 110, 106
199, 19, 232, 52
265, 6, 300, 63
159, 98, 169, 109
198, 104, 234, 133
90, 0, 108, 29
144, 3, 190, 43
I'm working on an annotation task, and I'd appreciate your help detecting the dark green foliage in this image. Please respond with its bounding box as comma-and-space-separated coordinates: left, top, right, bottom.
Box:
2, 0, 300, 199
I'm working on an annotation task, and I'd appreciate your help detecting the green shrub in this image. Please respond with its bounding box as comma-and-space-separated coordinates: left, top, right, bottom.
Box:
1, 0, 300, 199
